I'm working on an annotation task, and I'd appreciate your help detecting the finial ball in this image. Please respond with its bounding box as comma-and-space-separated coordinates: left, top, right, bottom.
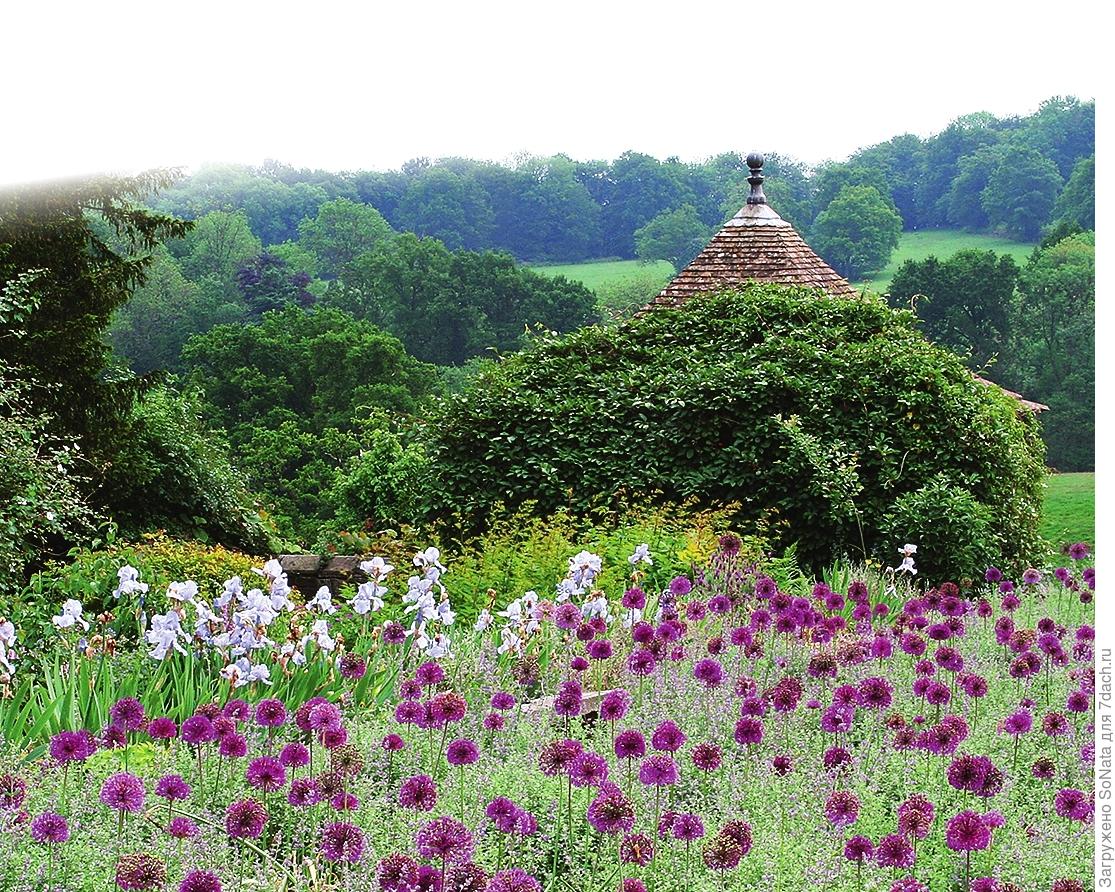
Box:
746, 152, 764, 170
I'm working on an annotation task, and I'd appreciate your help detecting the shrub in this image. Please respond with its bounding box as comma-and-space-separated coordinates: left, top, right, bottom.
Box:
423, 285, 1045, 578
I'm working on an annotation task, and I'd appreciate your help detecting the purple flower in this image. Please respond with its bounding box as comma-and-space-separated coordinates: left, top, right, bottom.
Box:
179, 870, 222, 892
620, 832, 654, 866
416, 661, 446, 687
614, 729, 646, 761
669, 576, 692, 597
181, 715, 216, 745
1055, 788, 1093, 822
627, 648, 658, 677
569, 752, 609, 787
638, 755, 678, 787
288, 778, 321, 807
147, 717, 177, 741
1068, 543, 1090, 561
672, 812, 704, 841
875, 833, 915, 868
693, 658, 725, 688
587, 787, 636, 834
246, 756, 286, 792
486, 869, 541, 892
692, 742, 723, 772
100, 772, 145, 813
945, 810, 991, 851
168, 817, 198, 839
599, 690, 630, 722
734, 717, 764, 747
225, 799, 267, 839
254, 698, 288, 728
553, 680, 583, 718
651, 720, 686, 753
486, 796, 521, 832
587, 639, 613, 660
382, 733, 406, 752
114, 853, 167, 891
377, 854, 419, 892
825, 790, 860, 827
447, 738, 480, 767
49, 730, 93, 763
490, 692, 516, 711
416, 816, 474, 863
31, 811, 69, 844
280, 742, 310, 768
843, 835, 874, 863
320, 821, 365, 863
110, 697, 146, 732
219, 733, 247, 759
399, 774, 438, 811
155, 774, 191, 802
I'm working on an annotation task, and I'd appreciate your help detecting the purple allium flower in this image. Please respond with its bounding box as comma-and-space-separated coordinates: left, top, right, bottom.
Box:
693, 658, 725, 688
620, 832, 654, 866
692, 742, 723, 772
490, 692, 516, 711
179, 870, 222, 892
984, 567, 1002, 583
771, 754, 794, 775
155, 774, 191, 802
875, 833, 915, 867
569, 752, 609, 788
733, 717, 764, 747
339, 653, 367, 680
447, 738, 480, 767
587, 639, 614, 660
587, 787, 636, 834
309, 701, 343, 731
844, 835, 873, 863
320, 821, 365, 863
288, 777, 321, 807
416, 661, 446, 687
31, 811, 69, 844
708, 594, 732, 615
484, 713, 505, 731
614, 729, 646, 761
672, 812, 704, 841
377, 854, 420, 892
114, 853, 167, 891
254, 698, 288, 728
1068, 543, 1090, 561
553, 680, 583, 718
570, 656, 590, 672
825, 790, 860, 827
225, 798, 267, 839
1055, 788, 1092, 822
945, 810, 991, 851
0, 774, 27, 811
486, 868, 541, 892
383, 621, 407, 644
246, 756, 286, 792
279, 742, 310, 769
720, 820, 753, 854
168, 817, 198, 839
627, 648, 657, 677
485, 796, 521, 833
147, 717, 177, 741
417, 815, 474, 863
110, 697, 146, 732
599, 690, 630, 722
669, 576, 692, 597
554, 603, 581, 631
100, 772, 145, 813
638, 755, 678, 787
320, 725, 349, 749
382, 733, 406, 753
622, 587, 647, 610
1067, 690, 1091, 713
399, 774, 438, 811
181, 715, 216, 745
331, 791, 359, 811
1044, 711, 1071, 737
651, 720, 686, 753
49, 730, 93, 763
539, 739, 582, 776
219, 733, 248, 759
396, 700, 425, 725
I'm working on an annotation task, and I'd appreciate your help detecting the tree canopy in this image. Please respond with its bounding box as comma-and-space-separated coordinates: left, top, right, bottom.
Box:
810, 185, 902, 279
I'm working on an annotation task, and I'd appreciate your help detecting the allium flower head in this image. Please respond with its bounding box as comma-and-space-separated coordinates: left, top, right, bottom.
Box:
181, 715, 216, 745
31, 811, 69, 844
638, 754, 678, 787
179, 870, 222, 892
620, 832, 654, 866
672, 812, 705, 841
614, 729, 646, 761
651, 720, 686, 752
486, 868, 541, 892
225, 798, 268, 838
945, 810, 991, 851
246, 756, 287, 792
321, 821, 366, 863
147, 717, 177, 740
587, 787, 636, 834
155, 774, 191, 801
109, 698, 146, 731
569, 751, 609, 787
50, 730, 94, 763
693, 658, 725, 688
1054, 788, 1092, 822
100, 772, 146, 813
825, 790, 860, 827
844, 835, 874, 863
288, 777, 321, 807
114, 853, 167, 891
399, 774, 438, 811
168, 816, 198, 839
280, 742, 310, 768
600, 690, 630, 721
875, 833, 915, 867
692, 742, 723, 772
254, 698, 288, 728
447, 738, 480, 767
417, 816, 474, 863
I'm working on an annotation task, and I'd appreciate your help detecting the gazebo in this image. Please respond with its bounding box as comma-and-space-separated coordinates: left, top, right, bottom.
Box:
644, 153, 1046, 414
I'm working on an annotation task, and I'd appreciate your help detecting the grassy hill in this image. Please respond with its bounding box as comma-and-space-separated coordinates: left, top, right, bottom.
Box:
530, 258, 674, 291
858, 229, 1036, 293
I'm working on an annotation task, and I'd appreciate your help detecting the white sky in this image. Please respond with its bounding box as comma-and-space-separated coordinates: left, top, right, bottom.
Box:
0, 0, 1100, 185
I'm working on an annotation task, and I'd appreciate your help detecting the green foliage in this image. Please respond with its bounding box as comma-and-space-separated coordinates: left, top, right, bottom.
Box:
593, 267, 676, 318
176, 210, 262, 289
858, 229, 1034, 293
396, 168, 495, 251
946, 145, 1004, 231
888, 249, 1018, 370
296, 198, 394, 278
633, 204, 709, 271
881, 475, 998, 583
811, 185, 902, 279
979, 145, 1063, 240
1053, 155, 1094, 230
0, 372, 94, 595
97, 385, 275, 553
1040, 472, 1094, 562
424, 284, 1046, 577
330, 234, 597, 365
597, 152, 697, 257
0, 171, 191, 460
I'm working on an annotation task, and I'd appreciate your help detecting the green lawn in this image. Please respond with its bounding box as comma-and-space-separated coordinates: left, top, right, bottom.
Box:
1041, 472, 1094, 561
859, 229, 1036, 293
530, 258, 675, 291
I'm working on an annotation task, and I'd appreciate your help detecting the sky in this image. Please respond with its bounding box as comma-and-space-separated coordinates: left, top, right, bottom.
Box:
0, 0, 1100, 186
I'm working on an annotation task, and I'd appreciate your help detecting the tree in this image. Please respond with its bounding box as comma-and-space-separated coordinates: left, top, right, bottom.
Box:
0, 171, 191, 457
1008, 232, 1094, 470
888, 249, 1019, 370
236, 252, 315, 316
917, 113, 1002, 226
1053, 155, 1094, 231
848, 134, 927, 228
634, 204, 711, 271
395, 168, 495, 251
1017, 96, 1095, 178
296, 198, 394, 278
600, 152, 696, 258
178, 210, 262, 289
946, 146, 1004, 230
810, 185, 902, 279
808, 162, 896, 225
980, 145, 1062, 240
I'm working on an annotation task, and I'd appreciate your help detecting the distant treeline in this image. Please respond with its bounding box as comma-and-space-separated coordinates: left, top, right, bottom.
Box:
152, 97, 1094, 265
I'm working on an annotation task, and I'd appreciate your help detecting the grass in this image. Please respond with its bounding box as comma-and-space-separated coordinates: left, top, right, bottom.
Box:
1041, 471, 1095, 560
859, 229, 1036, 293
529, 258, 675, 292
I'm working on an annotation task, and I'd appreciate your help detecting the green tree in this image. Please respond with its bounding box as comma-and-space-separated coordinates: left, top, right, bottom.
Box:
1053, 155, 1094, 230
946, 145, 1005, 230
1009, 232, 1094, 470
296, 198, 394, 278
980, 145, 1062, 240
810, 185, 902, 279
395, 168, 495, 251
178, 210, 262, 288
888, 250, 1019, 370
601, 152, 696, 258
917, 113, 1002, 226
634, 204, 711, 271
808, 162, 895, 224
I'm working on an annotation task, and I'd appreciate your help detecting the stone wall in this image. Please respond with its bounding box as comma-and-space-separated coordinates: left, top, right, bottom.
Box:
278, 555, 367, 596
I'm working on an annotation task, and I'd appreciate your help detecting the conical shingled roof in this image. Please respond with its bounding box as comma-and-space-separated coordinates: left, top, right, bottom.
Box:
646, 153, 857, 310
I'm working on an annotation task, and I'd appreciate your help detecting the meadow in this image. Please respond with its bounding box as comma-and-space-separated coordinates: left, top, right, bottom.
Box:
1041, 474, 1095, 562
0, 534, 1095, 892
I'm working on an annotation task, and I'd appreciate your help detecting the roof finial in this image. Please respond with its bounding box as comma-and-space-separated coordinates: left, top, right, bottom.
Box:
746, 152, 766, 205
